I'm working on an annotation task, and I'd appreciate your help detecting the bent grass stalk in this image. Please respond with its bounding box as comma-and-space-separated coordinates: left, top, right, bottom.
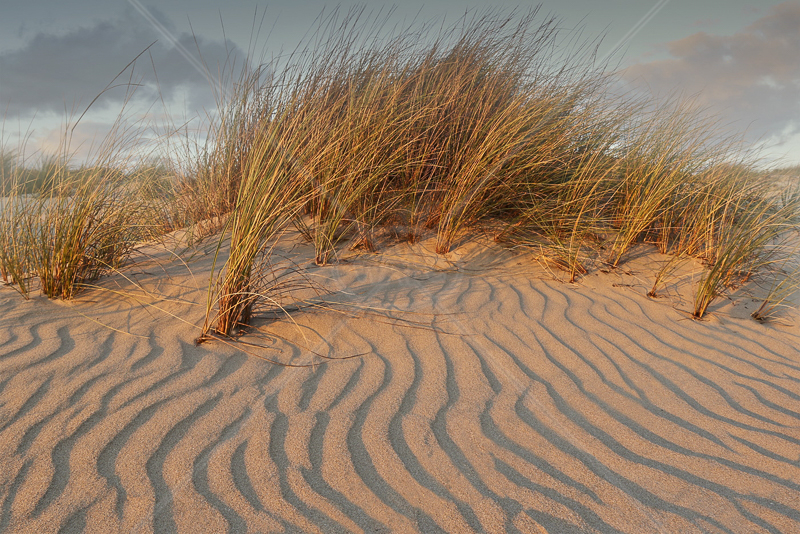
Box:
0, 97, 159, 300
648, 253, 686, 298
692, 190, 798, 319
202, 119, 308, 337
751, 264, 800, 322
6, 8, 796, 331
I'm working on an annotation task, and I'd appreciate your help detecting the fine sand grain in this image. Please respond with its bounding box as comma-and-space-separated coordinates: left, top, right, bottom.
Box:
1, 233, 799, 533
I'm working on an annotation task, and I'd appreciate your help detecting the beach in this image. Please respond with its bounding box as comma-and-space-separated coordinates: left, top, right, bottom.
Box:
1, 232, 799, 533
3, 2, 800, 531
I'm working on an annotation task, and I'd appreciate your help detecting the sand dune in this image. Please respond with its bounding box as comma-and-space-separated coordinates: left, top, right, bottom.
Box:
1, 234, 799, 533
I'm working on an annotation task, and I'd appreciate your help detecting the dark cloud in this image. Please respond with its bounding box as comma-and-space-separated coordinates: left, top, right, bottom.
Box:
0, 4, 244, 118
622, 1, 800, 148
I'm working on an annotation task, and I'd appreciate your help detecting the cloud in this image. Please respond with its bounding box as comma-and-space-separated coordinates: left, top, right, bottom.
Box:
621, 2, 800, 156
0, 4, 244, 120
691, 18, 721, 29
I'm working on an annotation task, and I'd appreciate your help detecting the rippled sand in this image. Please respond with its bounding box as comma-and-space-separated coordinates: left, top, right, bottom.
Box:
1, 233, 799, 533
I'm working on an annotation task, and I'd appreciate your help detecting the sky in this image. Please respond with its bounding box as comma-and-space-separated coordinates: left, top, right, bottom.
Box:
1, 0, 799, 167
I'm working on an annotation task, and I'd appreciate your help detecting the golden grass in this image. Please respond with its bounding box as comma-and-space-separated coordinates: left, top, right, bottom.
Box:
0, 85, 170, 299
177, 8, 800, 331
2, 7, 798, 329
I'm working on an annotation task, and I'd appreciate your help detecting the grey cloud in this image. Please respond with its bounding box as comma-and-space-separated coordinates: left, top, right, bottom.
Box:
0, 4, 244, 118
622, 1, 800, 147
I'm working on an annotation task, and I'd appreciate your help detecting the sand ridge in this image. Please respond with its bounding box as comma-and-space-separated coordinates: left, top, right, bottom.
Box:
1, 234, 799, 533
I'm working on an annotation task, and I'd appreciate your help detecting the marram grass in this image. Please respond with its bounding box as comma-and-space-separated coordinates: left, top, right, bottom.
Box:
187, 7, 800, 332
0, 100, 170, 299
2, 7, 798, 330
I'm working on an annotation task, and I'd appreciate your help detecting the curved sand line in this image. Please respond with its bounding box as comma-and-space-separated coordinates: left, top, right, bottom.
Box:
1, 236, 799, 533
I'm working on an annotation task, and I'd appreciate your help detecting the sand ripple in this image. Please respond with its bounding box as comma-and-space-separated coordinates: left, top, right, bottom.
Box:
1, 241, 799, 533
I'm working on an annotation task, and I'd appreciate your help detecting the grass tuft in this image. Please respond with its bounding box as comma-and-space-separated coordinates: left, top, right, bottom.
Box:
4, 7, 799, 332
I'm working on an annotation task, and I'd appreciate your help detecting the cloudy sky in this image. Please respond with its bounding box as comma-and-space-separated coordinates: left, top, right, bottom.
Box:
1, 0, 798, 165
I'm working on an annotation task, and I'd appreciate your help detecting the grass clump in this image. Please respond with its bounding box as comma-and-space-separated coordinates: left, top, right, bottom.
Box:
0, 115, 167, 299
648, 253, 687, 298
202, 121, 308, 337
4, 7, 797, 329
751, 260, 800, 322
196, 7, 624, 332
188, 7, 800, 332
691, 175, 800, 319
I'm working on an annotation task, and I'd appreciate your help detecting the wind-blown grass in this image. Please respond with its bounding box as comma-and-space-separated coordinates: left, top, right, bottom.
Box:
3, 7, 797, 329
0, 110, 165, 299
201, 120, 308, 337
751, 259, 800, 322
692, 177, 800, 319
185, 7, 800, 331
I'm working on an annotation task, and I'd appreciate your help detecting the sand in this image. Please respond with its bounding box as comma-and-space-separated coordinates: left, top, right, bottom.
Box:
1, 231, 799, 533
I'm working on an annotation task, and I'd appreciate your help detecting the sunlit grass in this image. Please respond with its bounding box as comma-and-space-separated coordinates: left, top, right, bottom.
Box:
184, 7, 800, 330
0, 90, 169, 299
2, 6, 798, 329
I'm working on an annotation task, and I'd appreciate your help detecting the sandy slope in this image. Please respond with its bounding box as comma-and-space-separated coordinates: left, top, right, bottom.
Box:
1, 233, 799, 533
